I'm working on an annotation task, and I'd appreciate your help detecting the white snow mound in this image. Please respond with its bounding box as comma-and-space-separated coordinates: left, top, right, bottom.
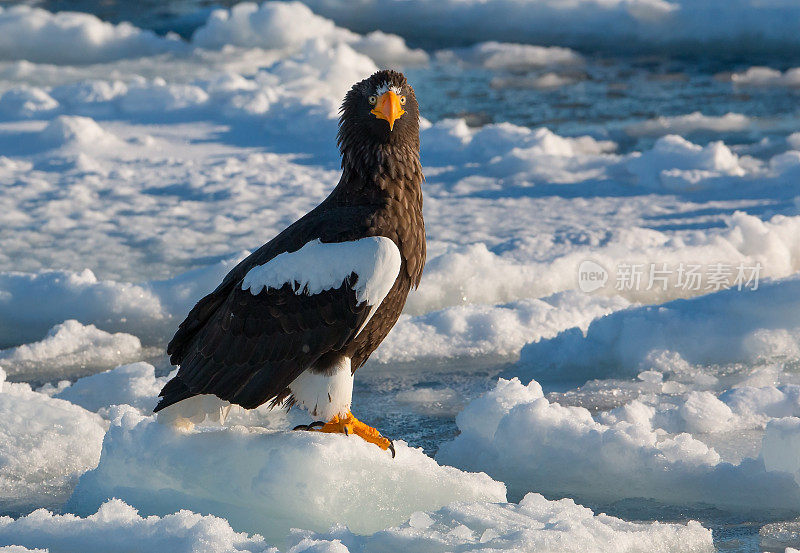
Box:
67, 406, 505, 542
0, 320, 141, 381
437, 377, 800, 512
292, 492, 713, 553
0, 6, 181, 64
0, 369, 105, 513
518, 274, 800, 383
0, 499, 274, 553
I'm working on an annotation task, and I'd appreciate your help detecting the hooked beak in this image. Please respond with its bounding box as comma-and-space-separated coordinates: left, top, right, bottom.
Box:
371, 90, 405, 131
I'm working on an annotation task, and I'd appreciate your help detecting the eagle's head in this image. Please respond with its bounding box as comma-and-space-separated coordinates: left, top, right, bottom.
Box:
338, 70, 420, 154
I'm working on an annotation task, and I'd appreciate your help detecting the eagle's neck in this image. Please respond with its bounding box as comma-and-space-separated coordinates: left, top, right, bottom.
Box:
336, 140, 425, 288
339, 141, 423, 205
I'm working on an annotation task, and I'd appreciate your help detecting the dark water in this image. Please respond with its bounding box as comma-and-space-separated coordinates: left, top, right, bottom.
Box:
11, 0, 236, 37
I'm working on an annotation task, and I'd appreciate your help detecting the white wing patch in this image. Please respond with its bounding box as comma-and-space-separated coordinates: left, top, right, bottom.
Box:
242, 237, 401, 336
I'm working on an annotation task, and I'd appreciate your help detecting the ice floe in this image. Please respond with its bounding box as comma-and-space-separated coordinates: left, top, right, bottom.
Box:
0, 320, 141, 382
0, 493, 714, 553
518, 274, 800, 383
0, 369, 105, 513
437, 377, 800, 512
67, 406, 505, 542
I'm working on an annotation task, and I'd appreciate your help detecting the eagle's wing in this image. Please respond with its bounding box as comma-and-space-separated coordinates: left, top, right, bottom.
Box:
155, 236, 401, 411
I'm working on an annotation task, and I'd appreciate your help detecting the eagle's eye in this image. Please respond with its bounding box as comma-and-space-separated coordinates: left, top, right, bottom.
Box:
368, 95, 377, 105
399, 96, 407, 105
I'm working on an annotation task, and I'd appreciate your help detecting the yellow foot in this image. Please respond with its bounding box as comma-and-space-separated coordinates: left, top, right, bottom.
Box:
295, 412, 395, 457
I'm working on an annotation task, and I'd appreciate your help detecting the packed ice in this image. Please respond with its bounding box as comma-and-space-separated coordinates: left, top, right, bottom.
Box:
0, 0, 798, 551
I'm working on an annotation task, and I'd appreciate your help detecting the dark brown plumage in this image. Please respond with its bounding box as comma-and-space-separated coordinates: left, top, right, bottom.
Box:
154, 70, 425, 416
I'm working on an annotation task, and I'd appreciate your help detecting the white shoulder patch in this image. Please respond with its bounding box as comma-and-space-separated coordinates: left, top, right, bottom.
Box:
242, 237, 401, 327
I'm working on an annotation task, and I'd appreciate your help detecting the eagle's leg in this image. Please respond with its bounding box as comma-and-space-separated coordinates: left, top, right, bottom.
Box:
301, 412, 395, 457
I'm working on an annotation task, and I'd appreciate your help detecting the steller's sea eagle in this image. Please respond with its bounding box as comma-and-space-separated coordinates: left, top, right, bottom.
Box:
154, 70, 425, 455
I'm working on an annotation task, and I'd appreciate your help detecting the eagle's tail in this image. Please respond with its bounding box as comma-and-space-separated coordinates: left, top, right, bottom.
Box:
153, 375, 195, 412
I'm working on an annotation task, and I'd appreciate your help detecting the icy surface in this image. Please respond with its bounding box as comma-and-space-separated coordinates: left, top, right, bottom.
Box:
0, 369, 105, 513
0, 499, 277, 553
54, 362, 165, 414
518, 275, 800, 383
0, 320, 142, 382
68, 406, 506, 542
291, 493, 713, 553
437, 377, 800, 512
0, 1, 799, 551
0, 494, 713, 553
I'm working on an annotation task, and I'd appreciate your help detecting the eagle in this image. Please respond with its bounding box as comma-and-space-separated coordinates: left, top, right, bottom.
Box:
154, 70, 425, 455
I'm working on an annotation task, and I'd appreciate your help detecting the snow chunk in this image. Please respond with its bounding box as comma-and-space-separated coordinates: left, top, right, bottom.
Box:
39, 116, 123, 149
55, 362, 161, 414
438, 377, 800, 511
625, 112, 751, 137
438, 42, 583, 70
0, 87, 58, 119
0, 6, 181, 64
626, 135, 745, 190
0, 320, 141, 382
0, 499, 274, 553
0, 269, 166, 349
376, 292, 628, 362
294, 493, 713, 553
0, 369, 105, 512
192, 2, 350, 52
519, 273, 800, 383
266, 39, 377, 103
350, 31, 428, 67
119, 80, 210, 113
192, 2, 425, 67
243, 238, 401, 308
68, 408, 505, 541
678, 391, 735, 434
0, 494, 714, 553
731, 66, 800, 88
762, 417, 800, 485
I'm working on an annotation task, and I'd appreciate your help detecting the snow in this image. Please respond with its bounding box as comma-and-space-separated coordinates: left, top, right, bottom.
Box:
375, 292, 629, 362
0, 320, 142, 382
762, 417, 800, 486
291, 493, 713, 553
54, 362, 164, 414
0, 6, 181, 65
437, 42, 583, 70
0, 494, 713, 553
731, 66, 800, 88
0, 0, 799, 549
68, 406, 506, 542
437, 377, 800, 511
518, 274, 800, 383
0, 269, 167, 349
625, 112, 752, 138
0, 369, 105, 513
0, 499, 276, 553
192, 2, 427, 68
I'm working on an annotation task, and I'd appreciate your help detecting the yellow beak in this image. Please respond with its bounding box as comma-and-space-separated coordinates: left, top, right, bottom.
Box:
371, 90, 405, 131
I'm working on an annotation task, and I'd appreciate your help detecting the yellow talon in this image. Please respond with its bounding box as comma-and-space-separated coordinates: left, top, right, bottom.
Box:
314, 411, 394, 454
